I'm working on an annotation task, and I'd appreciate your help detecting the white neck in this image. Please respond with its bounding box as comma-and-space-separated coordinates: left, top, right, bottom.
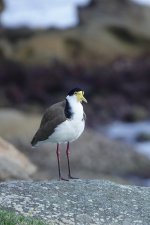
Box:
66, 95, 83, 120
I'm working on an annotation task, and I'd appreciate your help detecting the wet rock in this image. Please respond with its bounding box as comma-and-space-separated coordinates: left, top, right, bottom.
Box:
136, 133, 150, 142
0, 0, 4, 13
121, 106, 149, 122
0, 180, 150, 224
0, 136, 37, 181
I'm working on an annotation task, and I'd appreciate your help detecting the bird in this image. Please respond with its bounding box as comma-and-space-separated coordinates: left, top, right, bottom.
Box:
31, 88, 87, 181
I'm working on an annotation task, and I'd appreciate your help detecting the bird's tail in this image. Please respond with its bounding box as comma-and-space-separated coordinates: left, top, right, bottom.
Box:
31, 136, 37, 147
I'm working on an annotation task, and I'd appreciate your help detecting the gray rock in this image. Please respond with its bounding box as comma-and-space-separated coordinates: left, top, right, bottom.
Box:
0, 180, 150, 225
0, 136, 37, 181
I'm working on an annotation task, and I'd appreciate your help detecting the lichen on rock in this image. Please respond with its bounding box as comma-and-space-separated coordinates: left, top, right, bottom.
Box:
0, 180, 150, 225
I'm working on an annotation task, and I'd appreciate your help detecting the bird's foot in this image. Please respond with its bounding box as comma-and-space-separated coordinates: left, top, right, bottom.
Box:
59, 176, 69, 181
68, 175, 79, 180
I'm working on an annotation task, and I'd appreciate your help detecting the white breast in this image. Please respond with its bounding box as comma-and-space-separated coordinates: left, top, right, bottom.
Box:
48, 95, 85, 144
48, 119, 85, 143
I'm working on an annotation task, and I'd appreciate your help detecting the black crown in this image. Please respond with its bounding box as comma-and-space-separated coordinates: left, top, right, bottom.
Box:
67, 88, 82, 96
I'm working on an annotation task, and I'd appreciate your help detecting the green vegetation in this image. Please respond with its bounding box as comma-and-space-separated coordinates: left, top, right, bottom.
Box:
0, 210, 47, 225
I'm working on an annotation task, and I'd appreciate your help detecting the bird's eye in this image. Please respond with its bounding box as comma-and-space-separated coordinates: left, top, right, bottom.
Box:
74, 92, 77, 95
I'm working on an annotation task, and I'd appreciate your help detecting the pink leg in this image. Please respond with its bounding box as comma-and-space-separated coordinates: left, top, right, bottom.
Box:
66, 142, 78, 179
56, 144, 68, 181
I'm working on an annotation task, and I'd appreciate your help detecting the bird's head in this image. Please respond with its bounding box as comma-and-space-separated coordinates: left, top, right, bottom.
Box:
67, 88, 87, 103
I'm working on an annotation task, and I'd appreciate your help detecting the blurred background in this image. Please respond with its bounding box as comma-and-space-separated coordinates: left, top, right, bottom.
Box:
0, 0, 150, 186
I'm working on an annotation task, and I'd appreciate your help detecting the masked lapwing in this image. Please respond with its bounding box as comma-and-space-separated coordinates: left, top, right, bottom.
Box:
31, 88, 87, 180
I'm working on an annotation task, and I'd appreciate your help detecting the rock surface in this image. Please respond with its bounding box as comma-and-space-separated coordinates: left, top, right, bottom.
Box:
0, 180, 150, 225
0, 136, 37, 180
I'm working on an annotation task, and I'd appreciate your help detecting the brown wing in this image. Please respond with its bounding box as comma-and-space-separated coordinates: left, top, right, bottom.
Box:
31, 101, 66, 146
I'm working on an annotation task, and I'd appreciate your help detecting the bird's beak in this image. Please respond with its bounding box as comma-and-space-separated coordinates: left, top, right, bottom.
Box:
82, 95, 88, 103
77, 91, 87, 103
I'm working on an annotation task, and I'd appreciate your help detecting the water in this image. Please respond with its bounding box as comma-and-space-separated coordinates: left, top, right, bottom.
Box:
131, 0, 150, 6
2, 0, 90, 29
2, 0, 149, 29
103, 120, 150, 158
99, 120, 150, 186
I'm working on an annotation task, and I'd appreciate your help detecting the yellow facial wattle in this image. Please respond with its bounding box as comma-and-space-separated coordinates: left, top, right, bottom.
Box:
75, 91, 87, 103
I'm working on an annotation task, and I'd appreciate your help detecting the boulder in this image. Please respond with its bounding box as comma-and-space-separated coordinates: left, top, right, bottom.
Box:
0, 136, 37, 180
0, 109, 40, 141
0, 180, 150, 224
0, 0, 4, 13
